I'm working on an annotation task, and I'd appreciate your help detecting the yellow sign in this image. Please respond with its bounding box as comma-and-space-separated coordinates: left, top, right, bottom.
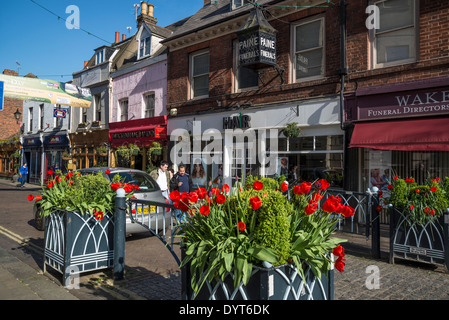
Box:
137, 206, 156, 214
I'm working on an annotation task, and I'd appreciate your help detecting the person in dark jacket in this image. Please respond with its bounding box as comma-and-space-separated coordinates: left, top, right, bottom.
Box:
170, 165, 193, 194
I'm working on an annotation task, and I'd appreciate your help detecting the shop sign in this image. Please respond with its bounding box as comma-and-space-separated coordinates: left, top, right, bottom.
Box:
237, 8, 277, 68
357, 88, 449, 121
223, 114, 251, 130
111, 128, 155, 140
54, 108, 67, 118
23, 137, 41, 147
44, 135, 68, 147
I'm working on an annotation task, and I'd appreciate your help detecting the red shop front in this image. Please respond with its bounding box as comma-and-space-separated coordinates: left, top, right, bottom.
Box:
109, 116, 167, 171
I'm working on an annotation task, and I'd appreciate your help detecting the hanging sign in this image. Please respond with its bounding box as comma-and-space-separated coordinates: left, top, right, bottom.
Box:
54, 108, 67, 118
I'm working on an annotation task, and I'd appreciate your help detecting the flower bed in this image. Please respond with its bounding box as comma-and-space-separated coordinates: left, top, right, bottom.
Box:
28, 170, 138, 285
385, 176, 449, 268
171, 177, 352, 300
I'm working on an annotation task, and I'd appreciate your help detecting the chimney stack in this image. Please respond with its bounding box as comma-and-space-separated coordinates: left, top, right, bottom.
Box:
137, 1, 157, 26
115, 31, 120, 43
122, 34, 126, 41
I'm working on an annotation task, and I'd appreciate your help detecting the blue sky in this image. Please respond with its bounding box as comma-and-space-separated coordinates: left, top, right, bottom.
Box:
0, 0, 203, 83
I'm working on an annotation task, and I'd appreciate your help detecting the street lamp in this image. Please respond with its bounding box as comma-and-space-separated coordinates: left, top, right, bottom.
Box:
13, 108, 21, 124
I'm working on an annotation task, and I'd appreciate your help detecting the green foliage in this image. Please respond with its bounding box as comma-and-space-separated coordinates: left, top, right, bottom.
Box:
176, 177, 346, 298
388, 176, 449, 225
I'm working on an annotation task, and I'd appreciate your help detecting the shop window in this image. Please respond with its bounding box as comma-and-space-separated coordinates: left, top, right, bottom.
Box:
292, 17, 325, 82
371, 0, 416, 68
190, 50, 209, 99
144, 93, 155, 118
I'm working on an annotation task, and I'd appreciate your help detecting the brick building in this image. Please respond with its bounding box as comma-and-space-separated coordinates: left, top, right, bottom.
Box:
0, 69, 22, 179
163, 0, 449, 191
164, 0, 346, 188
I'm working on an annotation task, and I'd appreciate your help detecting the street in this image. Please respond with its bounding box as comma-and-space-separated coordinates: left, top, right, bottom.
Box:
0, 180, 181, 299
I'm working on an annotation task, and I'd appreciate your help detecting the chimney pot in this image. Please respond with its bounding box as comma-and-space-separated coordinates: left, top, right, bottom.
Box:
147, 3, 154, 17
84, 61, 88, 67
141, 1, 148, 15
115, 31, 120, 43
122, 34, 126, 41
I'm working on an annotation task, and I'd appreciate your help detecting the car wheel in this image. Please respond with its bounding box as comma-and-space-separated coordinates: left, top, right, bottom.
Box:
34, 203, 45, 231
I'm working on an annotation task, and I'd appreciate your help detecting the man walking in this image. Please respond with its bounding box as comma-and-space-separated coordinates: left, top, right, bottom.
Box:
150, 160, 171, 200
19, 162, 28, 188
170, 164, 193, 194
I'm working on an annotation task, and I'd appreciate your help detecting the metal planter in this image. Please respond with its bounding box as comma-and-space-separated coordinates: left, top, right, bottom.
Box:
44, 210, 115, 286
389, 206, 449, 269
182, 262, 334, 300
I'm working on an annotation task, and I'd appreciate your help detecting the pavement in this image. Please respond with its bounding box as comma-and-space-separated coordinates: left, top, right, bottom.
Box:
1, 177, 449, 301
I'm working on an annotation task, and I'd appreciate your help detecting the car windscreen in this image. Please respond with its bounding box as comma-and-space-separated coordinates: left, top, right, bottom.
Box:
108, 171, 159, 192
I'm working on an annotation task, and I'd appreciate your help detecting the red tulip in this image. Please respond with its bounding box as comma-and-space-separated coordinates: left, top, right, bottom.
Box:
195, 187, 207, 199
430, 186, 437, 192
332, 246, 345, 257
188, 192, 199, 203
105, 170, 111, 174
221, 184, 230, 193
280, 182, 288, 192
249, 196, 262, 210
35, 195, 42, 201
215, 194, 226, 204
293, 182, 312, 195
341, 205, 355, 218
253, 181, 263, 191
304, 202, 318, 215
169, 190, 181, 202
335, 256, 346, 272
47, 170, 53, 176
94, 210, 104, 221
238, 222, 246, 231
200, 205, 210, 216
314, 179, 330, 191
27, 194, 34, 201
322, 195, 342, 213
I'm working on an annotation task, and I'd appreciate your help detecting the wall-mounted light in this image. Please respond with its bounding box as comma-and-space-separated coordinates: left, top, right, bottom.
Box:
13, 108, 21, 124
170, 108, 178, 116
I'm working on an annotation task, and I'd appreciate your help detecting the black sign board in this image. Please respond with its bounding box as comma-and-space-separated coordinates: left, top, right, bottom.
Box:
237, 8, 277, 68
223, 114, 251, 130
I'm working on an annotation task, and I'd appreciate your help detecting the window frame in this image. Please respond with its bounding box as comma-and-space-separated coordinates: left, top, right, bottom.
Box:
95, 48, 105, 65
143, 92, 155, 118
39, 104, 44, 131
290, 16, 326, 83
369, 0, 418, 69
28, 107, 33, 132
232, 0, 249, 10
119, 99, 129, 122
189, 50, 210, 100
233, 40, 259, 93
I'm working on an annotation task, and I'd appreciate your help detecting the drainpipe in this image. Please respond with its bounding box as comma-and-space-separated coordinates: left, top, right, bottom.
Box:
339, 0, 347, 131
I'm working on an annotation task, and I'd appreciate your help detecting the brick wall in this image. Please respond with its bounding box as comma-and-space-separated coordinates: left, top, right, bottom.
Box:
166, 0, 448, 116
0, 70, 22, 140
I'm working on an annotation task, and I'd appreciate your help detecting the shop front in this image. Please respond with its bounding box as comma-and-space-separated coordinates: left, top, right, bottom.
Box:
42, 133, 70, 181
69, 129, 109, 171
346, 76, 449, 192
22, 134, 42, 184
109, 116, 167, 171
167, 96, 344, 189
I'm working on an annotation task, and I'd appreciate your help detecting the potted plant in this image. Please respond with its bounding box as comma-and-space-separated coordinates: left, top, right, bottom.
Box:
61, 151, 72, 160
92, 120, 101, 128
27, 171, 139, 286
78, 122, 87, 129
282, 122, 302, 138
129, 144, 140, 156
173, 177, 352, 300
96, 146, 108, 156
386, 175, 449, 268
116, 146, 131, 167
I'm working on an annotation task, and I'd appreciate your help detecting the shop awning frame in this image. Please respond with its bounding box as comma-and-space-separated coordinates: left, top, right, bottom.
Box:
349, 117, 449, 151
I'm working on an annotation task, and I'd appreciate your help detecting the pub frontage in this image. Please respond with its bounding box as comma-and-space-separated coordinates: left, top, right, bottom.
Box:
345, 76, 449, 192
109, 115, 168, 171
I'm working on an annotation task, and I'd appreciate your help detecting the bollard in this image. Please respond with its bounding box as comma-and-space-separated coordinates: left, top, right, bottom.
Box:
114, 188, 126, 281
371, 194, 381, 259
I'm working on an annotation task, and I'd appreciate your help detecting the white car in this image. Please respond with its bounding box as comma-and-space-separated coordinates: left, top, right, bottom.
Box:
34, 167, 172, 235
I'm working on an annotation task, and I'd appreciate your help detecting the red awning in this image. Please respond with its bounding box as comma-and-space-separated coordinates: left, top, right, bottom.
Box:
349, 117, 449, 151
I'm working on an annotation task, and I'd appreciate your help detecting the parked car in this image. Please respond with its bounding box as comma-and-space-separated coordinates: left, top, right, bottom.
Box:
33, 167, 172, 235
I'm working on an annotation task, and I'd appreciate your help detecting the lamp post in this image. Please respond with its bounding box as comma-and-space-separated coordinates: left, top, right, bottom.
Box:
13, 108, 21, 124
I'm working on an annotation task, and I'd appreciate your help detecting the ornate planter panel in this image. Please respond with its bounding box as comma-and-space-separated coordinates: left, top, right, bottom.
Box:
182, 263, 333, 300
389, 207, 449, 269
44, 210, 114, 285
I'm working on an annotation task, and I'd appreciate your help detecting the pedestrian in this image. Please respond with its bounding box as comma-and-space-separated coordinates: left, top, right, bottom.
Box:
19, 162, 28, 188
170, 164, 193, 194
170, 164, 193, 222
149, 160, 171, 200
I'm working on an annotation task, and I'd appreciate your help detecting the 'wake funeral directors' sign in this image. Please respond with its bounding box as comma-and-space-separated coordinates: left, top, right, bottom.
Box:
237, 8, 277, 68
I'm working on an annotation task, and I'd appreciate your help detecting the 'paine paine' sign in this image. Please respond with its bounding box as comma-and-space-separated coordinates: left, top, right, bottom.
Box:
238, 32, 277, 67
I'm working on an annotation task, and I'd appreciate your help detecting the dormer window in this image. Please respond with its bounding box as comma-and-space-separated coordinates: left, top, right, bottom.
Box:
137, 26, 152, 59
232, 0, 249, 10
95, 48, 104, 65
